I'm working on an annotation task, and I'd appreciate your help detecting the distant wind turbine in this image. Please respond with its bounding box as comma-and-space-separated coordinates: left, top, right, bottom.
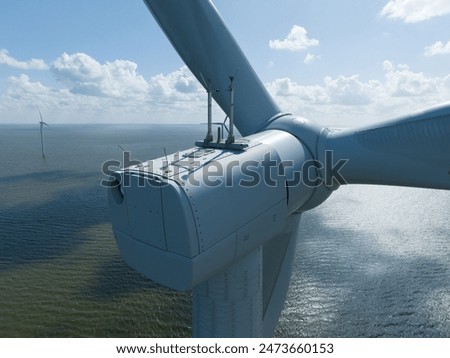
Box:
36, 105, 49, 158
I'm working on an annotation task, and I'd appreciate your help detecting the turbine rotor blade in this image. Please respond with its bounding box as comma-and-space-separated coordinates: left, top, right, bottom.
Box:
35, 104, 43, 121
143, 0, 282, 135
323, 104, 450, 190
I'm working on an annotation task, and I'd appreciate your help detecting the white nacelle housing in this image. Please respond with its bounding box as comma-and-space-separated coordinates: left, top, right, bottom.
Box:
108, 130, 314, 290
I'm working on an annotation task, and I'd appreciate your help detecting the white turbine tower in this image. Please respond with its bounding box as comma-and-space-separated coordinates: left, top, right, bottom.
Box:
37, 105, 49, 158
108, 0, 450, 337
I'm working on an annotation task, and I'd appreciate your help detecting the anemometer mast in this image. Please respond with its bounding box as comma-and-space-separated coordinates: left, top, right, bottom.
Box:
226, 76, 235, 145
204, 80, 213, 144
196, 75, 248, 151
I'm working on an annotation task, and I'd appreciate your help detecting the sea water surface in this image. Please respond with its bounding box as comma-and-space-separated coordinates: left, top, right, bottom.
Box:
0, 124, 449, 337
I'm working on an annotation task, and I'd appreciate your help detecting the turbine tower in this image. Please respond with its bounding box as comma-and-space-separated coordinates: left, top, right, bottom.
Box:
108, 0, 450, 337
37, 105, 49, 158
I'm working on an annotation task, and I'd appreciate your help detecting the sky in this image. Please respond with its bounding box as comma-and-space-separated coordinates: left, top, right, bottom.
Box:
1, 0, 450, 127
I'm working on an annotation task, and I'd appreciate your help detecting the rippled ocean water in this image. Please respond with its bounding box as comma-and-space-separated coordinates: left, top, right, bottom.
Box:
0, 124, 449, 337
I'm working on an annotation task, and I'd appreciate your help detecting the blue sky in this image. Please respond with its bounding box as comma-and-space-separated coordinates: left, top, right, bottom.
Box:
1, 0, 450, 126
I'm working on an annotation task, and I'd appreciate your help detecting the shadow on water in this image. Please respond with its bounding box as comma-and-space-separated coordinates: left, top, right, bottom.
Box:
86, 255, 162, 299
0, 170, 72, 185
0, 171, 106, 269
84, 256, 192, 337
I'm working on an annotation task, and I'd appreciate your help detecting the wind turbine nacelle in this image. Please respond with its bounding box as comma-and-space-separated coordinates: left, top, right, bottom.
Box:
108, 130, 315, 291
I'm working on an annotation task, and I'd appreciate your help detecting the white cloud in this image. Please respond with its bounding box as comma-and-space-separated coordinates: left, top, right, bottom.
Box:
3, 75, 54, 116
51, 52, 148, 98
269, 25, 319, 51
424, 40, 450, 56
380, 0, 450, 23
7, 74, 49, 96
0, 49, 48, 70
383, 60, 439, 97
324, 75, 374, 105
303, 53, 316, 64
266, 60, 450, 126
0, 51, 206, 124
266, 77, 329, 103
382, 60, 394, 72
149, 66, 201, 97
